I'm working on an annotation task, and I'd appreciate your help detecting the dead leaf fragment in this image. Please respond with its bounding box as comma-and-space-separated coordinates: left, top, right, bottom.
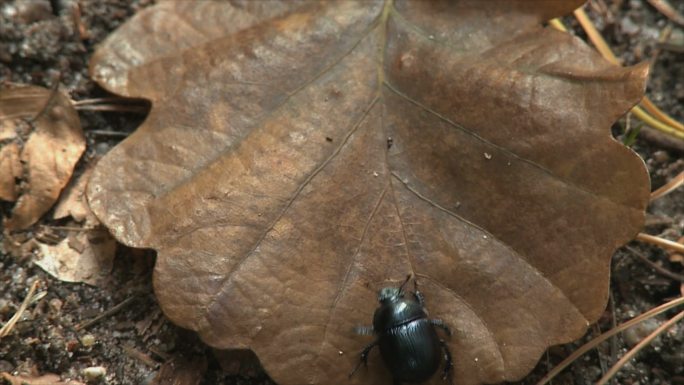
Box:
35, 229, 116, 286
0, 141, 22, 201
87, 1, 650, 384
0, 373, 83, 385
53, 160, 100, 225
0, 84, 85, 230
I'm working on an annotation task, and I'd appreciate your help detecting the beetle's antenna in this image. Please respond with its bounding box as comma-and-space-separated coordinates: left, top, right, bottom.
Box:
398, 274, 412, 294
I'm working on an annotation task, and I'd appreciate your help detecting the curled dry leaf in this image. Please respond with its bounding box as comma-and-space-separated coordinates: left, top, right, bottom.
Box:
87, 1, 650, 384
43, 160, 116, 286
53, 160, 100, 226
0, 372, 84, 385
35, 228, 116, 286
0, 84, 85, 230
0, 122, 22, 201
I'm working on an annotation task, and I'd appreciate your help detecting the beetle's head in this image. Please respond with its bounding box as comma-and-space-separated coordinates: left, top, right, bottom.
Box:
378, 274, 412, 303
377, 287, 401, 303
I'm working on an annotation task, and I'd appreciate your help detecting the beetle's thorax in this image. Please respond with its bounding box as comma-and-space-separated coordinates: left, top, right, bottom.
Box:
372, 296, 427, 332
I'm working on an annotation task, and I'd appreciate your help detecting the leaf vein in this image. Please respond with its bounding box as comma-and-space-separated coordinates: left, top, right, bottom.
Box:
201, 96, 381, 322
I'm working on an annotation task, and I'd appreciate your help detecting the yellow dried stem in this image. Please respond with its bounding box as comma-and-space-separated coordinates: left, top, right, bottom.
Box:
636, 233, 684, 254
650, 170, 684, 201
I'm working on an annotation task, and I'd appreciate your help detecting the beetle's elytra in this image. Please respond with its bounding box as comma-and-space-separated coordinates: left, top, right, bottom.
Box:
350, 275, 453, 385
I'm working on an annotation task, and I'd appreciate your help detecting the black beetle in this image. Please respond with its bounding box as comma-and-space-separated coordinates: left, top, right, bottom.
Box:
350, 275, 453, 385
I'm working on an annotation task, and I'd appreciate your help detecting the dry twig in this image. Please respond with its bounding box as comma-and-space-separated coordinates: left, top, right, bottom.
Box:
636, 233, 684, 254
75, 295, 139, 331
650, 170, 684, 201
626, 245, 684, 282
536, 296, 684, 385
596, 310, 684, 385
646, 0, 684, 26
0, 280, 41, 338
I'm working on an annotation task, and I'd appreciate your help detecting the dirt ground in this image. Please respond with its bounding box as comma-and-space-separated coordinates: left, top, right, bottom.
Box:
1, 1, 683, 384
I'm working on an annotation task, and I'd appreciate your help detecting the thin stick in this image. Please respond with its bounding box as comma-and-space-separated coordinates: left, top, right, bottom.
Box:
0, 280, 40, 338
636, 233, 684, 253
625, 246, 684, 282
535, 296, 684, 385
74, 105, 148, 113
72, 97, 134, 106
41, 225, 94, 231
632, 106, 684, 139
650, 170, 684, 201
646, 0, 684, 26
87, 130, 131, 137
595, 310, 684, 385
573, 8, 620, 64
75, 296, 138, 331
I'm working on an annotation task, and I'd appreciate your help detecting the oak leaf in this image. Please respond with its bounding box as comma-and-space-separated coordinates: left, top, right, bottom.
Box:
87, 1, 650, 384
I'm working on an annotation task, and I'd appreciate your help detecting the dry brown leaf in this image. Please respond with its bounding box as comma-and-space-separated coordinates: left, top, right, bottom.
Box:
87, 1, 650, 384
35, 229, 116, 286
53, 160, 100, 226
0, 141, 22, 201
0, 372, 84, 385
0, 84, 85, 230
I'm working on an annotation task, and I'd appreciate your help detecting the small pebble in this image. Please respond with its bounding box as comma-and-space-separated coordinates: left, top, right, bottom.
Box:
82, 366, 106, 381
0, 299, 10, 315
15, 0, 52, 24
623, 318, 660, 347
81, 334, 96, 347
652, 150, 669, 164
48, 298, 63, 313
0, 360, 12, 372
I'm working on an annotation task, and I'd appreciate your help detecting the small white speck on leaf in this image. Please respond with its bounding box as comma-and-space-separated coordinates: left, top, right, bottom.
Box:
484, 152, 492, 160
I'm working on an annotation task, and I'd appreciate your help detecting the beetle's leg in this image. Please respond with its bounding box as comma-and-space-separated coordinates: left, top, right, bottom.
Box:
353, 325, 374, 336
430, 319, 452, 337
413, 278, 426, 307
348, 340, 378, 378
439, 339, 453, 384
414, 290, 425, 307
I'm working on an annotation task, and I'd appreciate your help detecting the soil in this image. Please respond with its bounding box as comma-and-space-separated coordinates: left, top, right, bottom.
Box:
0, 1, 683, 385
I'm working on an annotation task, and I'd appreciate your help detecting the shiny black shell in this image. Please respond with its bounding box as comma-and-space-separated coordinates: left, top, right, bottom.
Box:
373, 297, 441, 382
